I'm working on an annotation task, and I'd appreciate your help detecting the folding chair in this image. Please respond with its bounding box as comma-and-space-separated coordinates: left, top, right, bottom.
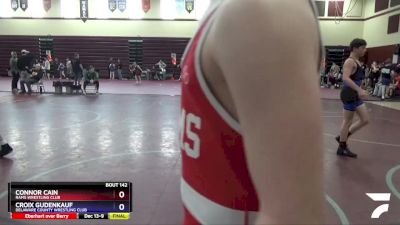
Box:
31, 79, 45, 94
84, 83, 98, 95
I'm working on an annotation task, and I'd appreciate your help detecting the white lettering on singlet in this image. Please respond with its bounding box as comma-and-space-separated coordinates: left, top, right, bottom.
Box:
381, 68, 390, 74
180, 109, 202, 159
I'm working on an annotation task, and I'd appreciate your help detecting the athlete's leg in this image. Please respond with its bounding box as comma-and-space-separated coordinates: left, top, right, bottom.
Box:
348, 104, 369, 135
339, 109, 355, 142
337, 108, 357, 158
381, 85, 386, 99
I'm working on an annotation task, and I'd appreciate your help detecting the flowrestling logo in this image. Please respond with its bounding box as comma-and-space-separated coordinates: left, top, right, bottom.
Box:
366, 193, 391, 219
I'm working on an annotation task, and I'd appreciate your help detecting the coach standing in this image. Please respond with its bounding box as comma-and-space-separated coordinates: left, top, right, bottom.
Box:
72, 53, 83, 86
9, 51, 19, 93
17, 49, 35, 94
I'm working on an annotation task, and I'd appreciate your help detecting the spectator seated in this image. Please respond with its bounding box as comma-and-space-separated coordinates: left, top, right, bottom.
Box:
83, 66, 100, 95
390, 66, 400, 97
327, 71, 342, 89
20, 64, 43, 94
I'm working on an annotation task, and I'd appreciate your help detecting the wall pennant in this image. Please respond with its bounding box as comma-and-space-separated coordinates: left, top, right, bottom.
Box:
118, 0, 126, 12
185, 0, 194, 13
11, 0, 19, 11
142, 0, 150, 13
109, 0, 117, 12
43, 0, 51, 12
20, 0, 28, 11
80, 0, 89, 22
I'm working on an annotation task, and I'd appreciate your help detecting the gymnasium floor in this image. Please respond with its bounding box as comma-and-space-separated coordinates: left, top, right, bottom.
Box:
1, 83, 400, 224
0, 77, 181, 96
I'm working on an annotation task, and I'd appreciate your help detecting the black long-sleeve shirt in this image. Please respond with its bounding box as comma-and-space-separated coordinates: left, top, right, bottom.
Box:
17, 53, 34, 71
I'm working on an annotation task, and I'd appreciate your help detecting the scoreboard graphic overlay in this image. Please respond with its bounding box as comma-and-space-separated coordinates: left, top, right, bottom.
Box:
8, 182, 132, 220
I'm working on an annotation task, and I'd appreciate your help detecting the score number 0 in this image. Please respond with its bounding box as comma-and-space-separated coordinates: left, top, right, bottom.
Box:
118, 191, 126, 211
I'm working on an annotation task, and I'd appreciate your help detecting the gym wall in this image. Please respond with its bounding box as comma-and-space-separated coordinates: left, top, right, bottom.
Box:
316, 0, 364, 46
0, 0, 398, 66
0, 19, 198, 38
316, 0, 400, 50
363, 0, 400, 63
319, 20, 364, 46
0, 0, 204, 37
315, 0, 399, 63
363, 0, 400, 48
0, 0, 397, 44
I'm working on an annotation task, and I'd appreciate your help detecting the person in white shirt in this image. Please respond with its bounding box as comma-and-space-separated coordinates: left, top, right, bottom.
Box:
44, 58, 51, 79
133, 62, 143, 84
66, 58, 72, 79
58, 62, 66, 79
155, 60, 166, 80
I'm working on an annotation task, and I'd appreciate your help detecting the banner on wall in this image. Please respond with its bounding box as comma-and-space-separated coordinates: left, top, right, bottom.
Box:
394, 45, 400, 64
46, 50, 53, 62
11, 0, 19, 11
43, 0, 51, 12
118, 0, 126, 12
20, 0, 28, 11
142, 0, 150, 13
185, 0, 194, 13
171, 53, 177, 66
176, 0, 184, 14
80, 0, 89, 22
109, 0, 117, 12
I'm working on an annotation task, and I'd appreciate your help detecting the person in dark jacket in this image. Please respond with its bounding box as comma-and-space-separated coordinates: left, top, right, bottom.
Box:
17, 49, 35, 93
379, 59, 393, 100
0, 134, 13, 157
72, 53, 83, 85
